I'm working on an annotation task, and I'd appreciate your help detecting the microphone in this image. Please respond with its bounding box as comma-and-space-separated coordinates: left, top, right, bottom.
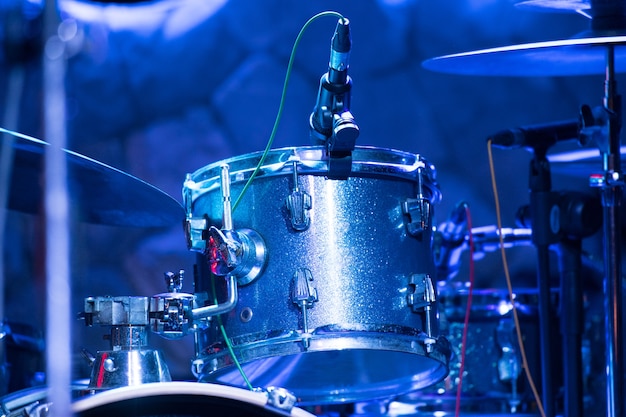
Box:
309, 17, 359, 150
489, 119, 581, 150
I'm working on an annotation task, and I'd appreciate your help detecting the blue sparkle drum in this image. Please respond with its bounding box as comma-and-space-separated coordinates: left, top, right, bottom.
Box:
183, 146, 451, 405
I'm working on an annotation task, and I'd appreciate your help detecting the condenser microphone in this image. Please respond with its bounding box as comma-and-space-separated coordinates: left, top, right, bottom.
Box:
309, 17, 359, 148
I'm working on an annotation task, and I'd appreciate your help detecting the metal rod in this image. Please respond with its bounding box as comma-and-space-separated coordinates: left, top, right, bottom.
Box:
220, 164, 233, 231
43, 3, 73, 416
601, 44, 624, 417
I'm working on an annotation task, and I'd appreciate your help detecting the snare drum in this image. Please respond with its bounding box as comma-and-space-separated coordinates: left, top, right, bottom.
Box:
183, 146, 451, 405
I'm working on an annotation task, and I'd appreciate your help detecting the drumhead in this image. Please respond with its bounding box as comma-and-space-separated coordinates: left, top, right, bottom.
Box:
73, 382, 315, 417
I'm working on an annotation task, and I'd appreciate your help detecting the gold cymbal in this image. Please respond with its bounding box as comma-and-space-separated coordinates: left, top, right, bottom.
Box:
422, 35, 626, 76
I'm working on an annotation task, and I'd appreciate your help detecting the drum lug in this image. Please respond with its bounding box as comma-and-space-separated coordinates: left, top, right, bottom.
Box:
191, 358, 205, 379
407, 273, 437, 351
402, 167, 433, 237
264, 386, 297, 412
291, 268, 318, 346
285, 161, 312, 231
402, 197, 433, 237
406, 273, 435, 312
185, 216, 209, 253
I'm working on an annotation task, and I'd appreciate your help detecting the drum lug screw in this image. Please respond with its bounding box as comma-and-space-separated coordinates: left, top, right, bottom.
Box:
291, 268, 318, 344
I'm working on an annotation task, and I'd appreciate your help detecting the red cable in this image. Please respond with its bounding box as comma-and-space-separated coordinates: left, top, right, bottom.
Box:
455, 204, 474, 417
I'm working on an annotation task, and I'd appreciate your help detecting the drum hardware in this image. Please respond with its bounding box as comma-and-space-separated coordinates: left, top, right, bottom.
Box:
402, 167, 433, 238
495, 319, 523, 413
185, 164, 268, 286
81, 295, 172, 391
149, 270, 195, 340
291, 268, 318, 348
285, 161, 312, 232
406, 274, 437, 352
433, 221, 533, 281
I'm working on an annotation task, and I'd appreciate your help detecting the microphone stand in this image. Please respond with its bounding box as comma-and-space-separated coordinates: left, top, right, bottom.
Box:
555, 237, 584, 417
552, 191, 601, 417
527, 145, 559, 417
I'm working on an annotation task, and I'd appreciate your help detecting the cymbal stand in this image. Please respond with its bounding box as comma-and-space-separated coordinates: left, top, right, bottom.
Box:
591, 44, 624, 417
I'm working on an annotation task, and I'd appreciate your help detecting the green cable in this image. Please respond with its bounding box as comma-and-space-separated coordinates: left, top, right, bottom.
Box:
212, 10, 345, 391
231, 10, 344, 212
211, 276, 254, 390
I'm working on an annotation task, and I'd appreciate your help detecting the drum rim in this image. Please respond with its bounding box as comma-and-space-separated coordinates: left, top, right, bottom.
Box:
72, 381, 315, 416
183, 145, 441, 203
197, 331, 451, 405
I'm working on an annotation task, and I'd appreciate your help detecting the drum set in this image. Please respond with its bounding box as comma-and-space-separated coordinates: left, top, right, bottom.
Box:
1, 1, 626, 416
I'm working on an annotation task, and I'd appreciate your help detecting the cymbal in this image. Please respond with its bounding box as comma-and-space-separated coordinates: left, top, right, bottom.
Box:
422, 35, 626, 76
515, 0, 591, 14
548, 145, 626, 175
1, 131, 184, 227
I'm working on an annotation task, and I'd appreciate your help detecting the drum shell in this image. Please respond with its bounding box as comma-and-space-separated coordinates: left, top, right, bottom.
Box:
195, 172, 436, 335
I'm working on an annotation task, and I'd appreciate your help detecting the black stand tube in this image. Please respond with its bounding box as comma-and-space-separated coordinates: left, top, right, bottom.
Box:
599, 44, 623, 417
528, 152, 558, 417
556, 238, 584, 417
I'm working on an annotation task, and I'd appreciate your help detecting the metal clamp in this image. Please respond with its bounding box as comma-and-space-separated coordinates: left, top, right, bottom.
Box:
150, 271, 194, 340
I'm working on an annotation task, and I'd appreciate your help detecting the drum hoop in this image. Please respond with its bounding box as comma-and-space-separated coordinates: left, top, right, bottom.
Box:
184, 146, 440, 203
72, 381, 314, 417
